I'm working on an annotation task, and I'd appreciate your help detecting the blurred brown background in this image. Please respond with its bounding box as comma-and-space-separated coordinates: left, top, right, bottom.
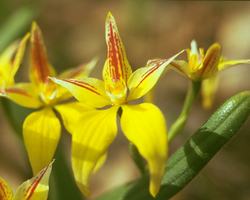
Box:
0, 1, 250, 200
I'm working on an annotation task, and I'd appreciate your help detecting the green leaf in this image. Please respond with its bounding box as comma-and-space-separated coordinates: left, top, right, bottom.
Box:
96, 91, 250, 200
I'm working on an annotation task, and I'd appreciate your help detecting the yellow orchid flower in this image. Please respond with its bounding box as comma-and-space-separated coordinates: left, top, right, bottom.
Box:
0, 34, 29, 90
171, 40, 250, 108
0, 22, 96, 174
51, 12, 183, 197
0, 162, 52, 200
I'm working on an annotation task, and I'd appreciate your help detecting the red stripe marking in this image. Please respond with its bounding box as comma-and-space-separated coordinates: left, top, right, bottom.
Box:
25, 166, 48, 200
170, 61, 186, 73
200, 48, 219, 76
107, 22, 123, 81
63, 79, 101, 95
136, 60, 165, 88
6, 88, 30, 97
32, 28, 50, 83
64, 79, 96, 89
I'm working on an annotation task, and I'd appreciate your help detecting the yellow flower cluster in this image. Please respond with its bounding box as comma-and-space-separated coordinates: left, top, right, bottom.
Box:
0, 12, 249, 199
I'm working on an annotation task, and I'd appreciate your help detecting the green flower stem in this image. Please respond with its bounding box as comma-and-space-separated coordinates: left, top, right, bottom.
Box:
168, 81, 201, 142
129, 143, 146, 175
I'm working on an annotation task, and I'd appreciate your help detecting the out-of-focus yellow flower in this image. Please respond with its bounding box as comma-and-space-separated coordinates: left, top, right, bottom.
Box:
0, 23, 96, 174
0, 162, 52, 200
52, 12, 182, 197
171, 40, 250, 108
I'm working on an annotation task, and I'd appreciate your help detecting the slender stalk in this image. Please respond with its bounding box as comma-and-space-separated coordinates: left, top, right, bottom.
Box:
168, 81, 201, 142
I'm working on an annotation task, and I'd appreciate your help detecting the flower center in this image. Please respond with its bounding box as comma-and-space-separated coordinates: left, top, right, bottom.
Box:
105, 80, 127, 105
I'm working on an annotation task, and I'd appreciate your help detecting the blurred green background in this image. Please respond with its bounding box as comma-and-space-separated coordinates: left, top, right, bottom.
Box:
0, 1, 249, 200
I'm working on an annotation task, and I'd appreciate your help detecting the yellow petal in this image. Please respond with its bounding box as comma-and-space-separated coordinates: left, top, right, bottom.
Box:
55, 102, 92, 134
128, 51, 183, 101
11, 33, 30, 80
14, 161, 53, 200
218, 58, 250, 71
59, 57, 97, 79
56, 102, 108, 177
169, 59, 190, 78
0, 42, 18, 71
30, 22, 55, 85
0, 42, 19, 84
50, 77, 111, 108
0, 34, 30, 87
0, 177, 13, 200
54, 58, 98, 102
71, 106, 118, 196
0, 83, 42, 108
23, 108, 60, 174
201, 75, 219, 109
103, 12, 132, 101
198, 43, 221, 79
120, 103, 168, 197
